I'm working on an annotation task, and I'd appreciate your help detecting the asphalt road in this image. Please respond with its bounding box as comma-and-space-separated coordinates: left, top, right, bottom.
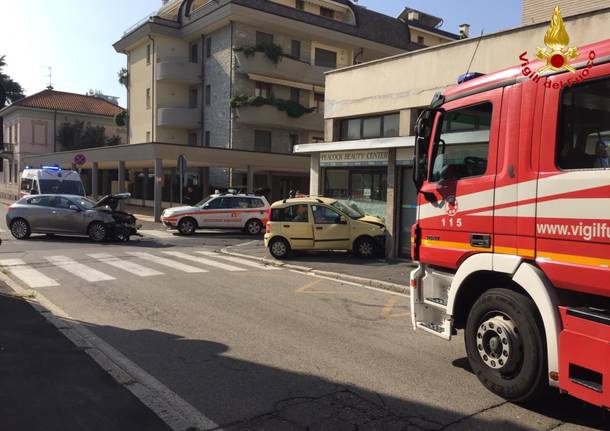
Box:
0, 204, 607, 430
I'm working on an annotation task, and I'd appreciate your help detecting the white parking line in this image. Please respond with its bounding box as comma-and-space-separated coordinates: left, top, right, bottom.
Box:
88, 253, 163, 277
127, 252, 208, 273
163, 251, 246, 272
46, 256, 116, 282
197, 251, 280, 271
0, 259, 59, 288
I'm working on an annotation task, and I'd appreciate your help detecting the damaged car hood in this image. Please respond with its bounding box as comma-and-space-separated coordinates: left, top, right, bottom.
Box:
93, 193, 131, 211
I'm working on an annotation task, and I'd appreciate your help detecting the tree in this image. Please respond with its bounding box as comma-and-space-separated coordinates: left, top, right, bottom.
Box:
56, 121, 122, 151
118, 67, 129, 89
0, 55, 25, 107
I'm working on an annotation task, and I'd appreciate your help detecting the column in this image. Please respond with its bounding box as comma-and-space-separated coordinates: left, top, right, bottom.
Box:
246, 165, 254, 194
154, 158, 163, 222
309, 153, 320, 196
385, 148, 398, 261
101, 169, 110, 196
118, 161, 126, 193
91, 162, 99, 200
169, 167, 176, 203
199, 167, 209, 197
142, 168, 149, 206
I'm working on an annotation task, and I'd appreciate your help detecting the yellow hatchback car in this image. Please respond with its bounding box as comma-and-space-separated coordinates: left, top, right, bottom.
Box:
264, 197, 386, 259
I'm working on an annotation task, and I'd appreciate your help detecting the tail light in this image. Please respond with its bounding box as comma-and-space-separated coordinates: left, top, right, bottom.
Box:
266, 208, 272, 233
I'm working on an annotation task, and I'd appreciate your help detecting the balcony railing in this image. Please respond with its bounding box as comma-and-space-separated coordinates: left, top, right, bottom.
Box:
156, 57, 200, 84
1, 143, 15, 154
157, 107, 200, 129
236, 105, 324, 132
236, 51, 329, 88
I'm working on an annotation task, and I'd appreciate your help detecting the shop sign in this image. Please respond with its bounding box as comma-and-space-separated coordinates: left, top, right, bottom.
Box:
320, 150, 388, 167
396, 148, 414, 166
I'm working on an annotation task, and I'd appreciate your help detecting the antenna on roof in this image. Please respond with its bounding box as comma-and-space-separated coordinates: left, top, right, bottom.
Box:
465, 29, 484, 76
43, 66, 54, 90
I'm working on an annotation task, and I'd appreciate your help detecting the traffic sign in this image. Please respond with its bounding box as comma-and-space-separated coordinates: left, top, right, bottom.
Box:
74, 153, 86, 165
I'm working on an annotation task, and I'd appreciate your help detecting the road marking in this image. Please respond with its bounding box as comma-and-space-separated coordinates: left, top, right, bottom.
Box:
46, 256, 115, 282
291, 270, 409, 297
0, 228, 6, 233
382, 296, 410, 319
296, 279, 323, 293
163, 251, 246, 272
198, 251, 280, 271
139, 230, 176, 239
295, 278, 365, 295
88, 253, 163, 277
127, 252, 208, 273
0, 259, 59, 288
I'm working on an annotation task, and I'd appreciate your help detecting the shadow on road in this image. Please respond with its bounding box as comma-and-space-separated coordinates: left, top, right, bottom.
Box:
75, 320, 609, 431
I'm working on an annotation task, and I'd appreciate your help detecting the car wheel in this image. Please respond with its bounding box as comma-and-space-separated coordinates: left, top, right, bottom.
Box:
465, 288, 547, 402
269, 237, 291, 259
354, 236, 376, 258
88, 222, 107, 243
178, 218, 197, 235
245, 219, 263, 235
10, 218, 31, 240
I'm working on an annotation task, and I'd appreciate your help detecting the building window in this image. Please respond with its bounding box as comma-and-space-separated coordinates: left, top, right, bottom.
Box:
188, 131, 198, 146
417, 36, 425, 45
146, 44, 151, 64
254, 130, 272, 152
190, 87, 199, 108
290, 88, 300, 103
255, 81, 272, 98
289, 133, 299, 151
314, 48, 337, 69
340, 113, 400, 141
314, 93, 325, 111
291, 40, 301, 60
146, 131, 151, 142
146, 88, 151, 109
295, 0, 305, 10
205, 85, 211, 106
190, 42, 199, 63
324, 168, 388, 218
206, 37, 212, 58
205, 130, 211, 147
319, 7, 335, 19
557, 77, 610, 170
256, 31, 274, 46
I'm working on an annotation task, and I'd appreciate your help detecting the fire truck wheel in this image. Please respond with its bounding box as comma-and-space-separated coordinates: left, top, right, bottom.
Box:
465, 288, 547, 402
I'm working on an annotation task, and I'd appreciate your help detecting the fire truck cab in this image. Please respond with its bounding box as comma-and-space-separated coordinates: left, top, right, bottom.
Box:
410, 38, 610, 407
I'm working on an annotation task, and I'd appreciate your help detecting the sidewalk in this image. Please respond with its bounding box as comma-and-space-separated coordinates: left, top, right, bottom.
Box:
0, 282, 171, 431
223, 240, 415, 293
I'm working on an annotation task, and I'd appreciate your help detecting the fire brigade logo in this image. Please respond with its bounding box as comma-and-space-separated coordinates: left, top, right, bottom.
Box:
535, 6, 578, 73
445, 196, 458, 216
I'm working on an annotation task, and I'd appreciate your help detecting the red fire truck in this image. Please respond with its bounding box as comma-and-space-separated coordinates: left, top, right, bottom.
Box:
410, 37, 610, 408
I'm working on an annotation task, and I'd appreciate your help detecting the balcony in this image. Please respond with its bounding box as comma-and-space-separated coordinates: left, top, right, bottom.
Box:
236, 52, 330, 88
236, 105, 324, 132
1, 143, 15, 157
157, 57, 200, 84
157, 107, 199, 129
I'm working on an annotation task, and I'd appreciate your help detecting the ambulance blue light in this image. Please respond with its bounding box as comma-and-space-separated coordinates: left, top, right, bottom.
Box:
41, 165, 61, 171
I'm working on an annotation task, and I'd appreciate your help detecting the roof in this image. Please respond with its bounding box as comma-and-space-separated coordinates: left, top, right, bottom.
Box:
271, 197, 337, 207
1, 89, 124, 117
232, 0, 415, 50
405, 20, 460, 41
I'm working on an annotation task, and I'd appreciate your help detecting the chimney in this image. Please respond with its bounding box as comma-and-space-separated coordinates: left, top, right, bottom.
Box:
459, 23, 470, 39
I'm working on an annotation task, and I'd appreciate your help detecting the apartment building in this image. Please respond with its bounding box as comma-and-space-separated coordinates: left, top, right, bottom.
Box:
522, 0, 610, 24
0, 89, 125, 199
294, 6, 610, 259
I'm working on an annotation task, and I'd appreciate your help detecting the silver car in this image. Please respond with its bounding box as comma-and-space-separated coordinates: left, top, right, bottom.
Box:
6, 193, 140, 242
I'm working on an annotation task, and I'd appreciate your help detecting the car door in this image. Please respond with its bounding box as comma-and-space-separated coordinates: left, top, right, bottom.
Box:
280, 204, 314, 249
198, 197, 230, 228
23, 196, 54, 231
48, 196, 87, 233
311, 204, 350, 250
417, 89, 502, 269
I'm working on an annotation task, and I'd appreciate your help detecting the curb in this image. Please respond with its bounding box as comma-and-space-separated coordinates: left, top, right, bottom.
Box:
220, 247, 410, 295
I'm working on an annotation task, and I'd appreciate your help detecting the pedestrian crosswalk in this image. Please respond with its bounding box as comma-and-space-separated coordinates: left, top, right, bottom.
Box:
0, 250, 278, 289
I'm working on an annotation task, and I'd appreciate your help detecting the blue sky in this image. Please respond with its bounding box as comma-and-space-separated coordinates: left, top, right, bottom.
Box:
0, 0, 521, 107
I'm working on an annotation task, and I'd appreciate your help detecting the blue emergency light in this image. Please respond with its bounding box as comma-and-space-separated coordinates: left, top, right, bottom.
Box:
40, 165, 61, 171
457, 72, 485, 84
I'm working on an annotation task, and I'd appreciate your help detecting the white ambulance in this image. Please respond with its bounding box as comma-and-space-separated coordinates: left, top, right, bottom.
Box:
20, 166, 85, 197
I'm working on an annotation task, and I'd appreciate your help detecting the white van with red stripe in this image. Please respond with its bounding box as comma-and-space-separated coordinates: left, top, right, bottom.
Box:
161, 193, 270, 235
20, 166, 85, 197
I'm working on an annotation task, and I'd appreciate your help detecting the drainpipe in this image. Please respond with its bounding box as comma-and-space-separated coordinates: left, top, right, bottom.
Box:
148, 35, 156, 142
200, 34, 205, 146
